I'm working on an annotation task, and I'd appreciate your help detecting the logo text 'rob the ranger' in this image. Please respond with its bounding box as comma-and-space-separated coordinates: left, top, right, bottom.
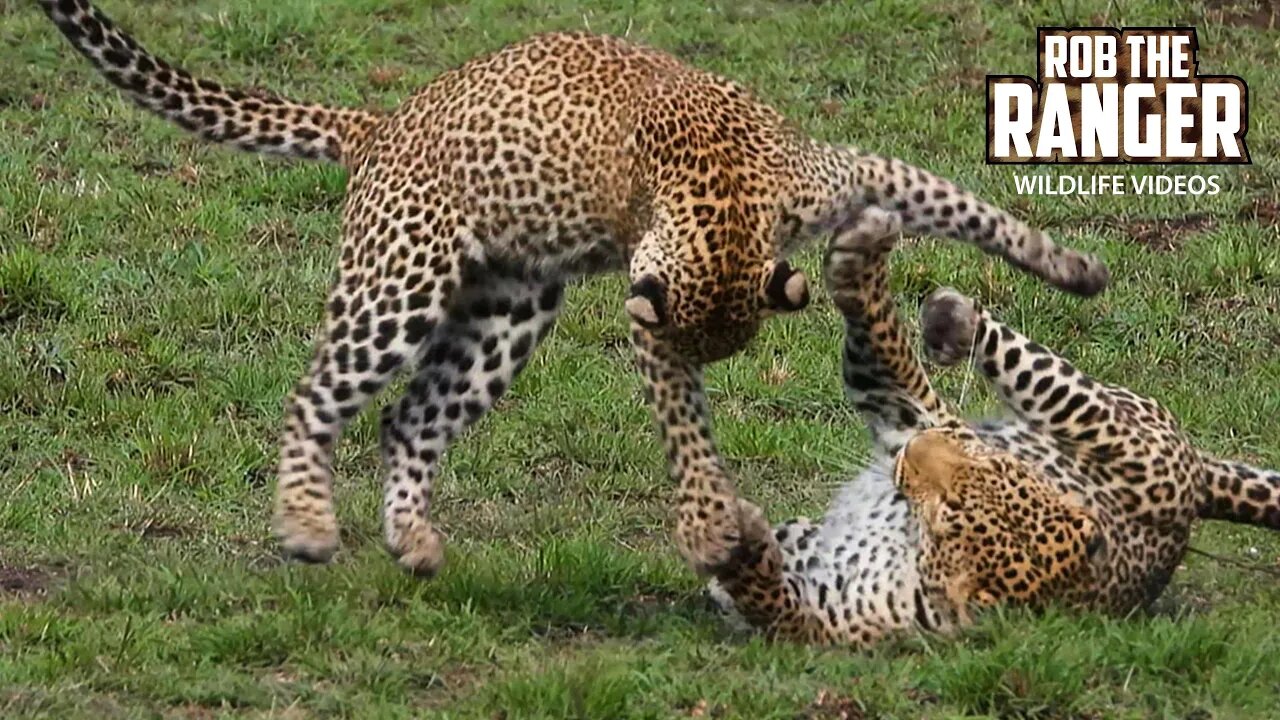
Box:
987, 28, 1249, 165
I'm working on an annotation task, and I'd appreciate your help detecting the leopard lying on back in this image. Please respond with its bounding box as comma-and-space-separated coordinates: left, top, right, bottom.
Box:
706, 208, 1280, 646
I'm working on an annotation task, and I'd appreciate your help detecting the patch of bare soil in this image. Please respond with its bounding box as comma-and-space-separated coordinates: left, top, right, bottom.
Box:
1238, 195, 1280, 228
0, 564, 54, 601
1149, 584, 1216, 619
799, 689, 867, 720
367, 65, 406, 89
1205, 0, 1278, 29
678, 698, 728, 717
1115, 214, 1216, 252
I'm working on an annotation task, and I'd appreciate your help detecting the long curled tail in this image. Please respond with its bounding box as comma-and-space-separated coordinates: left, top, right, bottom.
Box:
1198, 453, 1280, 530
849, 152, 1110, 297
37, 0, 381, 165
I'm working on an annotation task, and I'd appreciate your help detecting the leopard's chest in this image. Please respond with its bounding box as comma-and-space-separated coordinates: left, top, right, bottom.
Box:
786, 461, 952, 641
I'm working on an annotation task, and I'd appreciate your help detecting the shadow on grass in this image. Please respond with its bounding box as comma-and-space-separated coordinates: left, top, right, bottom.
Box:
43, 535, 718, 643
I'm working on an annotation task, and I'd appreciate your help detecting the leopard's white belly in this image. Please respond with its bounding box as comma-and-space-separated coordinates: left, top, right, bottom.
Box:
711, 458, 952, 640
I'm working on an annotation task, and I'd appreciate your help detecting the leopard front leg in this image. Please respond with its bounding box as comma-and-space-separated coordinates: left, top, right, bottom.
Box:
378, 266, 564, 576
919, 287, 1141, 449
631, 323, 746, 577
824, 207, 961, 454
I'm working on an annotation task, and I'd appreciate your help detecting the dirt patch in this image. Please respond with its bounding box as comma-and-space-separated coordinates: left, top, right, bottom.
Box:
0, 565, 54, 601
800, 689, 867, 720
85, 331, 144, 356
904, 686, 941, 706
113, 518, 192, 540
57, 448, 90, 474
678, 698, 728, 718
1205, 0, 1278, 29
104, 363, 199, 397
1150, 585, 1215, 618
367, 65, 406, 89
818, 99, 843, 118
924, 65, 987, 93
1196, 291, 1279, 314
32, 164, 71, 185
1114, 214, 1215, 252
162, 705, 221, 720
139, 522, 188, 539
1238, 196, 1280, 228
528, 621, 601, 643
675, 39, 726, 61
131, 159, 173, 177
16, 93, 48, 111
104, 368, 131, 394
408, 662, 492, 711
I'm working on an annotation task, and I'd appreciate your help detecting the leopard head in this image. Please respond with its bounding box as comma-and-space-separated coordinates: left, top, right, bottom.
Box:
894, 429, 1103, 621
626, 247, 808, 365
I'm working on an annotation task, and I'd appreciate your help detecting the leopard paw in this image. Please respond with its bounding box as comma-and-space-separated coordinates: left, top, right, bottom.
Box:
386, 520, 446, 578
827, 206, 902, 256
273, 505, 340, 564
921, 287, 980, 367
734, 497, 773, 547
674, 495, 745, 577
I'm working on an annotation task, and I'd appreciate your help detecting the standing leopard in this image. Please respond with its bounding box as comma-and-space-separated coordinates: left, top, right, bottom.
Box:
36, 0, 1109, 578
706, 207, 1280, 645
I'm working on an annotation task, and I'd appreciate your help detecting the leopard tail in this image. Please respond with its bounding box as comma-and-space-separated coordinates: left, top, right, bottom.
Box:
1197, 453, 1280, 530
37, 0, 380, 165
846, 150, 1109, 297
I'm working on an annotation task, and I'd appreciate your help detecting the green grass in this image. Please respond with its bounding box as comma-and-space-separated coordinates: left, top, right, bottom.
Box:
2, 0, 1279, 717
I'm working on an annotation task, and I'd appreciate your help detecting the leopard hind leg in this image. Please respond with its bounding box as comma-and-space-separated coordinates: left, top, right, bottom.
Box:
377, 261, 564, 576
272, 218, 468, 564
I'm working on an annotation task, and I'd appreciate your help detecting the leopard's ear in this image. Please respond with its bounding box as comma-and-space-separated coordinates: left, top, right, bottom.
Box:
763, 260, 809, 313
1062, 494, 1104, 559
626, 275, 667, 328
1048, 491, 1104, 563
